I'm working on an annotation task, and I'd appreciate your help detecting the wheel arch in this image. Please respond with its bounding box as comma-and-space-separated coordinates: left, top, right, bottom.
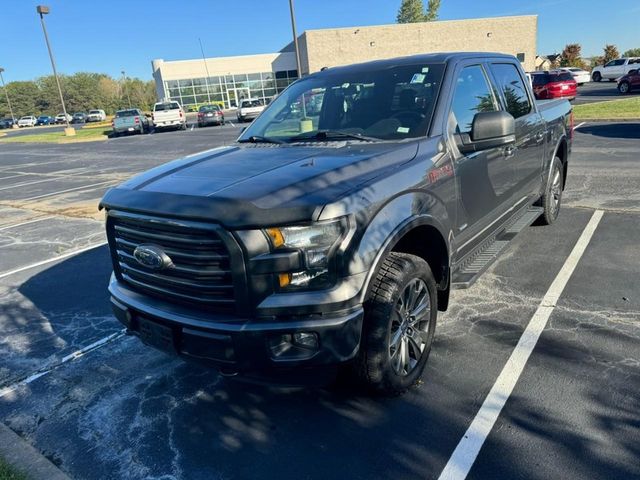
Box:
553, 135, 569, 190
360, 216, 451, 312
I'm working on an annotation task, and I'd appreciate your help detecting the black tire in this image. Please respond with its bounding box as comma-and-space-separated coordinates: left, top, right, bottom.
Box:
357, 252, 437, 396
539, 156, 564, 225
592, 72, 601, 82
618, 81, 631, 94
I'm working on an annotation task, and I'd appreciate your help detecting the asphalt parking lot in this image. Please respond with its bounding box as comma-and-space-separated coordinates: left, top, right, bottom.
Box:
0, 122, 638, 480
573, 81, 631, 105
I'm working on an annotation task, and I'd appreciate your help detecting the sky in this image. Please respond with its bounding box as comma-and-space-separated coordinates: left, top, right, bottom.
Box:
0, 0, 638, 82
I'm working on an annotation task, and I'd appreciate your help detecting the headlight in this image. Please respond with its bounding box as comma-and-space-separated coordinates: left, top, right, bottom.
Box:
265, 219, 345, 289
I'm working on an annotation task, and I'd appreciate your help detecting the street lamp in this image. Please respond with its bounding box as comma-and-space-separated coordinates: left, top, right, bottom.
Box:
121, 70, 132, 108
0, 68, 17, 128
288, 0, 302, 78
36, 5, 74, 136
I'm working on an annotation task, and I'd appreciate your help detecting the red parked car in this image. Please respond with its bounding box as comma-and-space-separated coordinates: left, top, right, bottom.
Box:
617, 69, 640, 94
531, 71, 577, 100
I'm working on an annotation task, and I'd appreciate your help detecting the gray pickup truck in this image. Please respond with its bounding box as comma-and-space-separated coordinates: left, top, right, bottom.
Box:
100, 52, 572, 395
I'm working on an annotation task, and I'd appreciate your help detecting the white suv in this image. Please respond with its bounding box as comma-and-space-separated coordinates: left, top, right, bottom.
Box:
87, 109, 106, 122
17, 115, 37, 127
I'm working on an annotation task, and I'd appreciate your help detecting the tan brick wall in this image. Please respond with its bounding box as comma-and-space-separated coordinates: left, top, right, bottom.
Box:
301, 15, 537, 74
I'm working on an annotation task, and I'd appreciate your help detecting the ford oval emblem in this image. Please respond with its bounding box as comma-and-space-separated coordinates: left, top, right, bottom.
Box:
133, 244, 173, 270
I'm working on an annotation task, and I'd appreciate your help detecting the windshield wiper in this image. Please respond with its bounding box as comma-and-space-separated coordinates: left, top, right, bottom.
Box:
238, 135, 285, 145
288, 130, 379, 143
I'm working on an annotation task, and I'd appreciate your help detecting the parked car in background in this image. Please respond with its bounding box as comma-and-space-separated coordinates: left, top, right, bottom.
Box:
197, 104, 225, 127
558, 67, 590, 85
152, 101, 186, 131
237, 98, 265, 122
54, 112, 72, 124
72, 112, 88, 124
591, 57, 640, 82
617, 69, 640, 94
36, 115, 54, 126
87, 109, 106, 122
531, 71, 577, 100
100, 52, 572, 396
17, 115, 37, 127
112, 108, 149, 136
0, 118, 17, 129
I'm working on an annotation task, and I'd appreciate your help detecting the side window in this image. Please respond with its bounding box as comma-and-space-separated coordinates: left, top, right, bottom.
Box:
450, 65, 497, 135
614, 59, 626, 66
490, 63, 532, 119
605, 61, 615, 67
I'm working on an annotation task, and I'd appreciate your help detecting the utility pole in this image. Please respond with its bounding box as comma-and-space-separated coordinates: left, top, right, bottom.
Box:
288, 0, 302, 78
121, 70, 132, 108
0, 68, 17, 127
36, 5, 74, 135
198, 38, 212, 104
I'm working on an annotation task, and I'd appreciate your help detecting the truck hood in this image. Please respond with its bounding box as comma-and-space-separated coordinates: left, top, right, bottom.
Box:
100, 142, 418, 228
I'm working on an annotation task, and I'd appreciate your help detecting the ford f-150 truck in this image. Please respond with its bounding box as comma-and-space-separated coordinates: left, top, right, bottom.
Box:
100, 53, 572, 395
152, 101, 187, 131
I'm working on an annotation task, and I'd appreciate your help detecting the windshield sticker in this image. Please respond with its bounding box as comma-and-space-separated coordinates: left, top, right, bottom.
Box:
422, 67, 430, 73
397, 126, 410, 133
410, 73, 426, 84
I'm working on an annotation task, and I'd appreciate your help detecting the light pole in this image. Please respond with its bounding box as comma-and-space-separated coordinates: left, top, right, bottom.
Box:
0, 68, 17, 128
198, 38, 212, 104
288, 0, 302, 78
36, 5, 74, 135
121, 70, 132, 108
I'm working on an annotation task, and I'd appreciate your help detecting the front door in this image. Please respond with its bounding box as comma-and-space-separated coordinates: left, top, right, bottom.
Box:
446, 62, 515, 255
228, 88, 250, 108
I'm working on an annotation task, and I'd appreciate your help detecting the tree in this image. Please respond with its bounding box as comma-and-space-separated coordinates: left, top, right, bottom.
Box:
603, 44, 619, 63
424, 0, 441, 21
623, 48, 640, 57
396, 0, 441, 23
0, 81, 40, 117
589, 56, 604, 69
560, 43, 586, 69
397, 0, 425, 23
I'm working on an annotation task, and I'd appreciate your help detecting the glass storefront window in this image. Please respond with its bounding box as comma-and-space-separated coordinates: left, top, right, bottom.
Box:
179, 79, 193, 87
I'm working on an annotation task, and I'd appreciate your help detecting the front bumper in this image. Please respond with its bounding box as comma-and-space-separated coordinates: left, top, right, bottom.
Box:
109, 276, 363, 375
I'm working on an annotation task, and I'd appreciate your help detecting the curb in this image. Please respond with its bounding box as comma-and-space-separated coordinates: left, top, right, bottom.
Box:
0, 422, 71, 480
574, 118, 640, 122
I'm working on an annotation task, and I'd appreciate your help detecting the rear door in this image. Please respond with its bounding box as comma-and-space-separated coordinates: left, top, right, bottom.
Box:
489, 62, 545, 201
446, 62, 515, 253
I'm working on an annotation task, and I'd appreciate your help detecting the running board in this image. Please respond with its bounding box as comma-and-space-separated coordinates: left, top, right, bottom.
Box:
451, 207, 543, 289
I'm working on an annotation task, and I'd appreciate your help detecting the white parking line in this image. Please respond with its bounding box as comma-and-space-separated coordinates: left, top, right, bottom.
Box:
0, 241, 107, 280
0, 216, 54, 231
19, 180, 115, 202
0, 330, 126, 399
0, 176, 60, 192
437, 209, 604, 480
573, 121, 587, 130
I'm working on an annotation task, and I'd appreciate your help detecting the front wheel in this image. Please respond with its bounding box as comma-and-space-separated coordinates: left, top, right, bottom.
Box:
357, 252, 437, 396
539, 156, 564, 225
618, 81, 631, 94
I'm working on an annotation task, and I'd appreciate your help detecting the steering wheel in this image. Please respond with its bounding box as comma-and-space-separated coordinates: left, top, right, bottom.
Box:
390, 111, 424, 127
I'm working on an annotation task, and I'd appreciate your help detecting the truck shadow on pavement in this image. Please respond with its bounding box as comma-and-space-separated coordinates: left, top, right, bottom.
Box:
577, 123, 640, 139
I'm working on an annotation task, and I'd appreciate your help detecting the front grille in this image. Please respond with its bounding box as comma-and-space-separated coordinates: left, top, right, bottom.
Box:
107, 211, 238, 312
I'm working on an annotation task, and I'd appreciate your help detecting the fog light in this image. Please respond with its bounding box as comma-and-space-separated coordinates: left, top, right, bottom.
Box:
293, 332, 318, 349
268, 331, 319, 360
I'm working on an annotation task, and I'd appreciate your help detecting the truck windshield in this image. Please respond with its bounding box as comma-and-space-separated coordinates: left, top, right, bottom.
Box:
239, 62, 445, 142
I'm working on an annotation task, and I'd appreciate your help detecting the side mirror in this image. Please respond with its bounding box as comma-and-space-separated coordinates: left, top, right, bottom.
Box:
457, 111, 515, 154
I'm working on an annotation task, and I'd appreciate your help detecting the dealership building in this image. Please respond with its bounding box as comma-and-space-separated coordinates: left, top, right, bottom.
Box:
151, 15, 537, 110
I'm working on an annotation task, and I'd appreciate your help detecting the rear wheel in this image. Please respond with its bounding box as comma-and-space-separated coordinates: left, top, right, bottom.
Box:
618, 81, 631, 94
539, 157, 564, 225
592, 72, 602, 82
357, 252, 437, 396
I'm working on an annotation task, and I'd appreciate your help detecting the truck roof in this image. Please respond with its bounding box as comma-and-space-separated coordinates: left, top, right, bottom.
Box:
312, 52, 517, 76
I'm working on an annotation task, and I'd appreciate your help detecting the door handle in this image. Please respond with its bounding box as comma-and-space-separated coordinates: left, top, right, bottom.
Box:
503, 145, 516, 158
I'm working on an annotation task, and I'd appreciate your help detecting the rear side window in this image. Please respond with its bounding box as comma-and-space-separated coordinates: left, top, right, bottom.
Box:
450, 65, 497, 134
490, 63, 532, 119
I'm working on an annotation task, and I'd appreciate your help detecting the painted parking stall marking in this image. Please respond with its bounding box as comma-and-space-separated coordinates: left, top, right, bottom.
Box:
438, 209, 604, 480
